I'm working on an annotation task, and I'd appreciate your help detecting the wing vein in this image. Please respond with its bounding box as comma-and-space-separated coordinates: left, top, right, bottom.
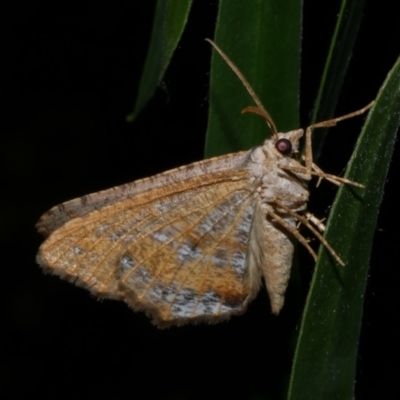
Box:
125, 186, 250, 287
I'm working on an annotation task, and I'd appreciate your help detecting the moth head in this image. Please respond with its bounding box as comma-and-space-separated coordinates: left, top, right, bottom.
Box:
261, 129, 303, 159
239, 104, 305, 159
276, 129, 303, 155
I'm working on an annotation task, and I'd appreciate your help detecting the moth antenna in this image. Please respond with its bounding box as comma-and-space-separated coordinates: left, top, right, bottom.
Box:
206, 38, 278, 137
241, 106, 278, 137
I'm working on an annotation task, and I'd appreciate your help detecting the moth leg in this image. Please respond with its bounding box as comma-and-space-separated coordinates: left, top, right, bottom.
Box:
267, 209, 318, 262
273, 200, 345, 266
281, 164, 364, 188
303, 101, 374, 174
311, 162, 339, 187
304, 212, 326, 232
296, 213, 325, 233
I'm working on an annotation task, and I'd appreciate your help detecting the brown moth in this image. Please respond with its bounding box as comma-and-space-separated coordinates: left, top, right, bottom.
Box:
36, 40, 373, 327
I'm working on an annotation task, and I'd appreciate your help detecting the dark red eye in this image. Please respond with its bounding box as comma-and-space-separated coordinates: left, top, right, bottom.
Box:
275, 138, 292, 155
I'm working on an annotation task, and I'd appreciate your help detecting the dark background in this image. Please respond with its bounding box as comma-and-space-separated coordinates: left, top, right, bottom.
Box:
2, 1, 399, 399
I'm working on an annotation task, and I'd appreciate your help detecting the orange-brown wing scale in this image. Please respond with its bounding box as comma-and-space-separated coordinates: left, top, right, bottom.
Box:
37, 168, 262, 327
36, 152, 248, 237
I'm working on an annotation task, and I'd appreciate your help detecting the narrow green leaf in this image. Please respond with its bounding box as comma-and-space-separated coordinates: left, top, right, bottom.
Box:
126, 0, 192, 122
288, 56, 400, 400
311, 0, 367, 159
162, 0, 193, 76
205, 0, 302, 157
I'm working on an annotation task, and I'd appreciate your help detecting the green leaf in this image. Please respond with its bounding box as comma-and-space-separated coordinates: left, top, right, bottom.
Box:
310, 0, 367, 159
126, 0, 192, 122
205, 0, 302, 157
162, 0, 193, 77
288, 56, 400, 400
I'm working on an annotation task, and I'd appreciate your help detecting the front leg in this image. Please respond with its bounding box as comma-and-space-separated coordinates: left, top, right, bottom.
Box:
281, 164, 364, 188
303, 102, 374, 174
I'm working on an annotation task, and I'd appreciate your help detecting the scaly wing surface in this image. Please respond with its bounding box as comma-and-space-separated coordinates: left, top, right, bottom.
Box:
37, 154, 263, 326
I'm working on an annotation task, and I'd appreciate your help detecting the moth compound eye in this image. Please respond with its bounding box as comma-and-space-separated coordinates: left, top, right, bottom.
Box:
275, 138, 292, 155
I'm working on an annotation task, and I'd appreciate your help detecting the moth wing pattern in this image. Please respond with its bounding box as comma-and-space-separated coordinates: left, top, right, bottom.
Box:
36, 151, 248, 237
37, 151, 264, 327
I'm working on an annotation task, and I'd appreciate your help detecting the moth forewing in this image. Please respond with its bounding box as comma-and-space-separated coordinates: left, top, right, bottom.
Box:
35, 151, 249, 237
37, 155, 254, 308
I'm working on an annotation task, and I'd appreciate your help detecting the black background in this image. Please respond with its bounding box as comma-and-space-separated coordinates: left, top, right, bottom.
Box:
2, 1, 399, 399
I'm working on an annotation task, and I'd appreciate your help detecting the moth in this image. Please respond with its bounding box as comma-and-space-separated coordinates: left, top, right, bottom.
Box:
36, 40, 373, 327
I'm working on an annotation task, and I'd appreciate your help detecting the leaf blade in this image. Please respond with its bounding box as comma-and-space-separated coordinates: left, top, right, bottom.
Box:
288, 55, 400, 400
310, 0, 367, 159
126, 0, 192, 122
